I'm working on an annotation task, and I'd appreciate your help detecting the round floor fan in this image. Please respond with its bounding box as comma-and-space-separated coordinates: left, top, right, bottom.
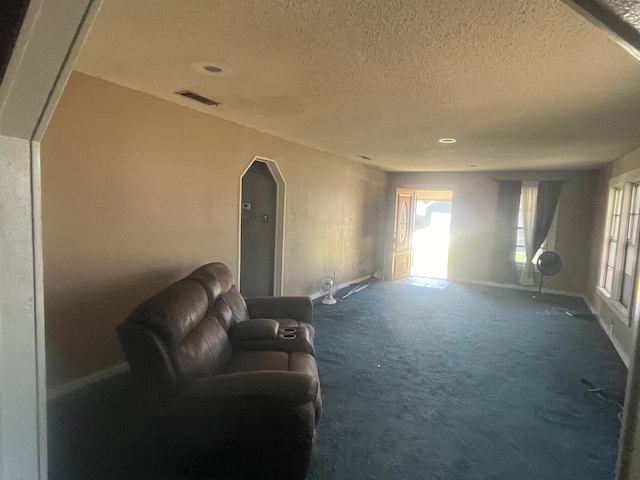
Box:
536, 251, 562, 293
317, 276, 338, 305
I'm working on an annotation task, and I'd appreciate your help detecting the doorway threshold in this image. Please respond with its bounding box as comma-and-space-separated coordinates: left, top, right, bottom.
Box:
395, 276, 449, 289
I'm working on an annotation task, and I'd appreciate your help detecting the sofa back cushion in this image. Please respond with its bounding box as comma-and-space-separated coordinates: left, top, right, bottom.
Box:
188, 262, 249, 330
125, 278, 232, 382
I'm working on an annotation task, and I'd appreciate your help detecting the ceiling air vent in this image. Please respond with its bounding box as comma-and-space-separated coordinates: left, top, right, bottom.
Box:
175, 90, 221, 106
358, 155, 372, 161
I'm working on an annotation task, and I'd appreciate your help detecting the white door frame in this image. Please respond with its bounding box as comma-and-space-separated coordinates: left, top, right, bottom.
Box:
0, 1, 101, 479
237, 156, 286, 296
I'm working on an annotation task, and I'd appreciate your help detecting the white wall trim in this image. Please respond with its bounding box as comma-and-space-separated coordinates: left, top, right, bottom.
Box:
581, 294, 598, 316
597, 316, 631, 368
47, 363, 129, 402
581, 293, 631, 368
596, 285, 632, 327
237, 156, 286, 296
309, 275, 372, 300
448, 276, 584, 298
0, 2, 102, 478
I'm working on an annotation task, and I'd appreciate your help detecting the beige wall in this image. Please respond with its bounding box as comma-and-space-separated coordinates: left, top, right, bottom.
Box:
388, 170, 598, 292
586, 146, 640, 365
42, 72, 386, 387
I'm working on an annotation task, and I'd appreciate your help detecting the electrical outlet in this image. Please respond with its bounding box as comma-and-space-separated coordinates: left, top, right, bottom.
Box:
333, 271, 337, 279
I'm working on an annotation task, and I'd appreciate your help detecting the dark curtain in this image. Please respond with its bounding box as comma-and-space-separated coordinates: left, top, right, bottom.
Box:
532, 181, 562, 254
490, 181, 522, 283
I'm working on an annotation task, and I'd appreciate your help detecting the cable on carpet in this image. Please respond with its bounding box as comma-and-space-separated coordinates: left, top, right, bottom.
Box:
581, 378, 625, 421
340, 282, 369, 300
535, 307, 595, 319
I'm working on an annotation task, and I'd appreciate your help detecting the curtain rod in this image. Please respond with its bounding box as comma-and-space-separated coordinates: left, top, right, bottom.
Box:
490, 178, 570, 183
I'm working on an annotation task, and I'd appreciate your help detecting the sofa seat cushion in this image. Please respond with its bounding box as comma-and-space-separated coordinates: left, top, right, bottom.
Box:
172, 351, 321, 443
224, 351, 289, 373
223, 351, 317, 377
220, 351, 322, 422
228, 319, 279, 341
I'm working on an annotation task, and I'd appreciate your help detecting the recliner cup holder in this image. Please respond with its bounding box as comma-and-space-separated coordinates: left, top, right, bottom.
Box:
281, 327, 297, 333
280, 333, 296, 340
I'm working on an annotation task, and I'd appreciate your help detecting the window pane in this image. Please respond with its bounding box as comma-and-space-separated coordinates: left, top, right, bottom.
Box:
628, 215, 638, 242
516, 229, 524, 246
625, 245, 637, 273
621, 273, 634, 307
614, 188, 622, 212
634, 184, 640, 212
515, 246, 526, 264
601, 187, 624, 292
621, 184, 640, 306
608, 242, 617, 267
612, 215, 621, 238
605, 267, 614, 292
517, 210, 523, 228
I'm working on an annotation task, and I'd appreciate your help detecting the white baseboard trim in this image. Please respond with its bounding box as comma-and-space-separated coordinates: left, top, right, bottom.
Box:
581, 295, 597, 315
47, 362, 129, 401
596, 316, 630, 368
448, 277, 584, 298
581, 295, 631, 368
309, 275, 372, 301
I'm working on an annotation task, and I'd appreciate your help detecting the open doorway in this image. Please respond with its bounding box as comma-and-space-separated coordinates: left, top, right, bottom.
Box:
238, 157, 286, 297
410, 191, 453, 279
240, 161, 276, 296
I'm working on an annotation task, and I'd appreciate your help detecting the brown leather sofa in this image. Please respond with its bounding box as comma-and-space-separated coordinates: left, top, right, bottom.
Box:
189, 262, 316, 355
117, 263, 321, 479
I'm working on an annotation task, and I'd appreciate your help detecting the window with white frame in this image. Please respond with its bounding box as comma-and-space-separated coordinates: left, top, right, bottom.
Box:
515, 193, 558, 265
599, 183, 640, 321
603, 187, 623, 294
621, 184, 640, 307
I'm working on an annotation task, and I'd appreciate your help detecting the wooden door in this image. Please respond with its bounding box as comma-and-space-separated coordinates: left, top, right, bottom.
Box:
392, 188, 416, 279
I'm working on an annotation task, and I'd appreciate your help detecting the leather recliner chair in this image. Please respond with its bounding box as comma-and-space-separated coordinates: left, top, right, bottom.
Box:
117, 268, 321, 479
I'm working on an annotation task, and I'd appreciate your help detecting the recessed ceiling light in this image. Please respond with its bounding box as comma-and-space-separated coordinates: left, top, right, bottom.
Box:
439, 138, 456, 144
191, 62, 233, 77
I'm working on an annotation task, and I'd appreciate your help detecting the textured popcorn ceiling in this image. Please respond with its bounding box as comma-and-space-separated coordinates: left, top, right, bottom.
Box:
75, 0, 640, 171
607, 0, 640, 28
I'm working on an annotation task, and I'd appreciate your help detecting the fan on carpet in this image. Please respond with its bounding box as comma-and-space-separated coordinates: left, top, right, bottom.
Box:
317, 276, 338, 305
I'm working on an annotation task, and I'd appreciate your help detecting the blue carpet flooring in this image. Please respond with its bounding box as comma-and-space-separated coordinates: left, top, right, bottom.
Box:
308, 282, 626, 480
48, 281, 626, 479
394, 275, 450, 289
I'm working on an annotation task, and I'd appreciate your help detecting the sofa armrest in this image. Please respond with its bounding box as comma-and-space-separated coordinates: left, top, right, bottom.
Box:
228, 318, 279, 341
180, 371, 318, 405
244, 296, 313, 324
